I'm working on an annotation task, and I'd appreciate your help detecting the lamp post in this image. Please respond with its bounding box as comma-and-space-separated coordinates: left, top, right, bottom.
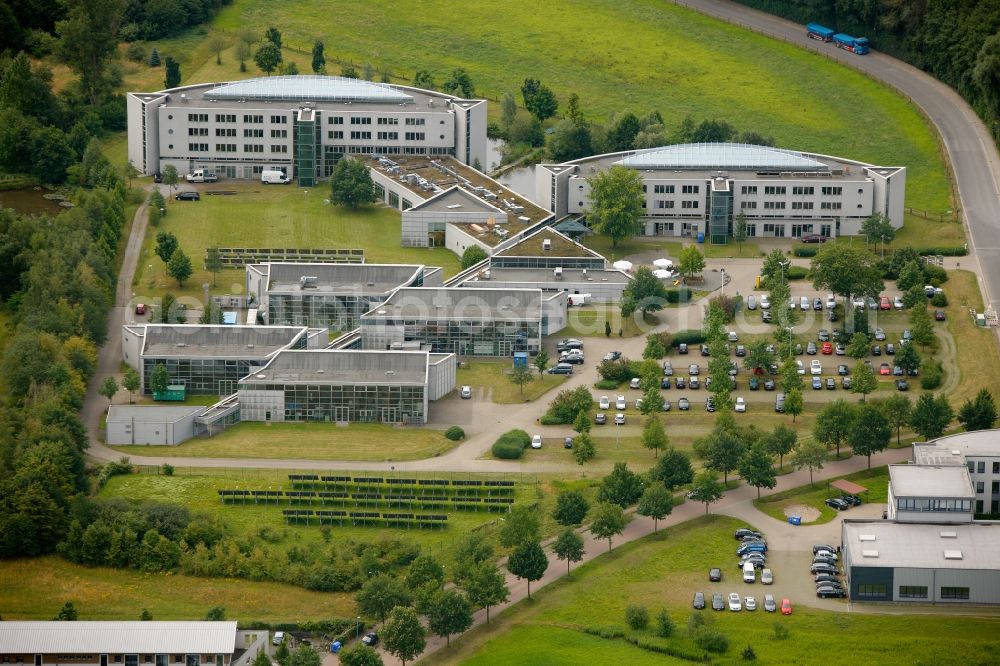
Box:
720, 268, 726, 299
356, 616, 361, 639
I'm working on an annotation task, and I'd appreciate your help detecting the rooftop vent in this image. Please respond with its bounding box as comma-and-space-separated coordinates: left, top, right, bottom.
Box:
300, 276, 318, 288
176, 342, 187, 347
377, 309, 386, 315
316, 369, 324, 374
951, 450, 962, 455
940, 531, 958, 538
861, 549, 879, 558
247, 344, 254, 349
447, 204, 462, 209
859, 534, 877, 542
944, 550, 963, 560
385, 370, 395, 375
256, 374, 266, 379
542, 238, 552, 251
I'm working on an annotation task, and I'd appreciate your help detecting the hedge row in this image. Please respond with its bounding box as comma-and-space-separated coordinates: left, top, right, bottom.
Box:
917, 246, 967, 257
792, 246, 818, 257
666, 288, 693, 304
491, 429, 531, 459
786, 266, 808, 280
670, 330, 707, 347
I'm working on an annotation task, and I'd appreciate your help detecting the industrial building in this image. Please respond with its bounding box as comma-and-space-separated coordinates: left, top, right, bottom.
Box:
886, 464, 975, 523
106, 405, 208, 446
237, 349, 455, 424
534, 142, 905, 242
122, 324, 325, 395
359, 287, 553, 355
0, 621, 265, 666
841, 520, 1000, 604
245, 262, 441, 330
914, 430, 1000, 515
127, 76, 487, 186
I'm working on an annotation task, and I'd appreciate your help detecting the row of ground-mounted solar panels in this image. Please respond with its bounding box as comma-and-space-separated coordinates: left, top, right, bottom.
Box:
285, 474, 516, 498
218, 488, 514, 513
281, 509, 450, 529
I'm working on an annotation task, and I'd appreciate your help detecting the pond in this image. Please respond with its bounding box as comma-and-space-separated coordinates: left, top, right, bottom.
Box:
0, 189, 65, 216
486, 138, 536, 200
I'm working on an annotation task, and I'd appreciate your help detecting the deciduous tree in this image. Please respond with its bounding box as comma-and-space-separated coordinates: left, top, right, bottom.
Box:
167, 248, 192, 287
155, 232, 178, 264
791, 440, 827, 485
499, 504, 540, 548
784, 388, 803, 422
553, 490, 589, 526
460, 245, 488, 269
910, 393, 953, 441
205, 248, 222, 286
739, 443, 776, 498
572, 432, 595, 464
640, 414, 669, 457
552, 527, 585, 575
688, 470, 724, 514
442, 68, 474, 97
810, 243, 883, 313
621, 266, 669, 317
254, 43, 282, 75
507, 365, 533, 394
597, 461, 645, 507
587, 165, 643, 248
649, 447, 694, 491
814, 399, 856, 456
589, 502, 627, 551
678, 245, 706, 279
850, 403, 891, 468
427, 589, 472, 647
851, 361, 877, 402
507, 541, 547, 598
766, 423, 797, 470
98, 376, 117, 405
879, 394, 912, 446
382, 606, 425, 666
149, 363, 169, 395
637, 484, 673, 531
958, 388, 997, 432
462, 562, 508, 623
356, 574, 411, 623
338, 645, 382, 666
413, 70, 435, 90
56, 0, 126, 105
330, 157, 376, 208
733, 212, 748, 254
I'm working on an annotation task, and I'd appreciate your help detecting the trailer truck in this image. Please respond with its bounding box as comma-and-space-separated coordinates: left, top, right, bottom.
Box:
806, 23, 836, 42
833, 33, 869, 54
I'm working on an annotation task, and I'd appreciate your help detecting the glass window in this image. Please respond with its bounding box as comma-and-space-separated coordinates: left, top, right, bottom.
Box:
940, 586, 969, 600
125, 657, 139, 666
156, 657, 169, 666
898, 585, 927, 599
857, 584, 886, 598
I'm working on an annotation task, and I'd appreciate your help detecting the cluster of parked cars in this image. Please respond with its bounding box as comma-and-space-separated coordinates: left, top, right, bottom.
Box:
824, 494, 862, 512
549, 339, 585, 374
809, 544, 847, 598
694, 528, 791, 614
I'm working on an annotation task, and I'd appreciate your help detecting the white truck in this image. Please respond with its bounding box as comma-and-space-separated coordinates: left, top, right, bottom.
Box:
261, 170, 290, 184
185, 169, 218, 183
567, 293, 591, 307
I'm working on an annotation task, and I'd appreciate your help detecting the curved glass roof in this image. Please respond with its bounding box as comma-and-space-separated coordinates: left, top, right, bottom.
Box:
619, 143, 828, 171
205, 76, 414, 104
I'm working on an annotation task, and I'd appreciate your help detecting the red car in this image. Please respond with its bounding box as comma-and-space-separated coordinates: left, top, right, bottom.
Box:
821, 342, 833, 355
781, 598, 792, 615
801, 234, 828, 244
879, 363, 891, 376
879, 296, 891, 310
135, 303, 146, 315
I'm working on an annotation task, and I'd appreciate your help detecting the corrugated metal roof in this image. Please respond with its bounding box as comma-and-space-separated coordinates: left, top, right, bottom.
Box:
0, 621, 237, 652
618, 143, 829, 171
205, 76, 413, 103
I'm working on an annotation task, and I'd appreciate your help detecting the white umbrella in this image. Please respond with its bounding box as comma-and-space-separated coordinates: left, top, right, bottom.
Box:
653, 269, 672, 279
653, 258, 673, 269
612, 260, 633, 271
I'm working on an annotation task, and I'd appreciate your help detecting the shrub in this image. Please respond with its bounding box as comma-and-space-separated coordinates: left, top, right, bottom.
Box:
785, 266, 808, 280
595, 379, 620, 390
920, 361, 943, 390
742, 645, 757, 661
126, 43, 146, 62
917, 246, 967, 257
598, 358, 633, 383
709, 294, 741, 322
444, 426, 465, 441
539, 414, 564, 425
97, 457, 133, 489
545, 386, 594, 423
930, 292, 948, 307
694, 627, 730, 653
491, 429, 531, 459
625, 604, 649, 631
792, 246, 818, 257
642, 335, 666, 359
686, 611, 707, 636
671, 330, 706, 347
923, 264, 948, 285
161, 463, 174, 476
655, 609, 674, 638
665, 288, 692, 303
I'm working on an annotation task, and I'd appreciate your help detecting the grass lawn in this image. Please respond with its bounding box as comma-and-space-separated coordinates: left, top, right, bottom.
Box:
134, 185, 461, 302
754, 467, 890, 525
0, 555, 353, 622
704, 242, 763, 259
111, 422, 456, 461
561, 304, 649, 339
425, 515, 1000, 666
942, 270, 1000, 404
457, 361, 567, 404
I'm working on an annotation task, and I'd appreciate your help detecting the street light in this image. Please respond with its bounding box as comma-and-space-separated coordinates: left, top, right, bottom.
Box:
720, 268, 726, 299
356, 616, 361, 639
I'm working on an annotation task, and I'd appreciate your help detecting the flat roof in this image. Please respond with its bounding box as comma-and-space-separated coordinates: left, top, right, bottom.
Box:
107, 405, 205, 423
0, 621, 237, 653
888, 464, 974, 498
495, 226, 603, 259
408, 186, 505, 214
240, 350, 429, 385
367, 287, 542, 320
263, 263, 424, 294
620, 143, 829, 171
141, 325, 307, 359
467, 267, 631, 285
843, 520, 1000, 570
913, 430, 1000, 465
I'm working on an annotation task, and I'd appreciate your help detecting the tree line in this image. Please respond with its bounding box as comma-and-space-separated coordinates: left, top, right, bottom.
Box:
730, 0, 1000, 134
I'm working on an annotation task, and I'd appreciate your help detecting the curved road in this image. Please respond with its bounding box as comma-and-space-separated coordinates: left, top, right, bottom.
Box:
674, 0, 1000, 310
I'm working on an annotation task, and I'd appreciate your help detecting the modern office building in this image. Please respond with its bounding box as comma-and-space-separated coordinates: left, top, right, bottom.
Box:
127, 76, 487, 186
359, 287, 553, 355
0, 621, 251, 666
535, 142, 905, 242
122, 324, 324, 395
841, 520, 1000, 604
237, 350, 455, 424
914, 430, 1000, 515
366, 155, 553, 256
886, 464, 975, 523
245, 262, 441, 330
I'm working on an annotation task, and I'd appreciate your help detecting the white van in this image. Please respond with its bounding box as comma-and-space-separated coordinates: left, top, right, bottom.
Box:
743, 561, 756, 583
261, 170, 290, 184
185, 169, 217, 183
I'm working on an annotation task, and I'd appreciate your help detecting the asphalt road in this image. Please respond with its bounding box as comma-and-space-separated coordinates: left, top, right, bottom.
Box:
673, 0, 1000, 310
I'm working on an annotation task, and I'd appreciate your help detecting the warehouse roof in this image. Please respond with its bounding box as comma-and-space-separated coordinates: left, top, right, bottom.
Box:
843, 520, 1000, 570
888, 464, 974, 498
141, 325, 307, 359
366, 287, 543, 320
240, 350, 429, 385
495, 226, 603, 259
618, 143, 829, 171
107, 405, 204, 423
206, 75, 413, 103
913, 430, 1000, 466
0, 621, 237, 653
408, 186, 505, 214
264, 263, 424, 294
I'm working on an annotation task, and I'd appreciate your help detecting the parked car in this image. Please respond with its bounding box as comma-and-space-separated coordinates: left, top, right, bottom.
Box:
813, 297, 823, 311
559, 353, 584, 364
599, 396, 610, 410
604, 350, 622, 361
760, 294, 771, 308
460, 385, 472, 399
764, 379, 776, 391
749, 377, 760, 391
764, 594, 777, 612
747, 295, 757, 310
661, 399, 672, 412
175, 191, 200, 201
661, 378, 672, 389
531, 435, 542, 449
614, 413, 625, 425
693, 591, 706, 609
800, 296, 810, 310
818, 329, 830, 342
924, 285, 942, 297
815, 549, 839, 560
821, 342, 833, 355
735, 396, 747, 413
745, 595, 757, 611
135, 303, 147, 315
678, 343, 689, 354
816, 586, 847, 598
712, 593, 725, 611
679, 397, 690, 410
815, 573, 840, 585
806, 341, 817, 355
892, 364, 904, 376
842, 377, 852, 389
361, 632, 379, 647
762, 309, 773, 323
548, 363, 573, 374
728, 592, 742, 611
564, 437, 574, 449
700, 344, 711, 356
594, 413, 607, 425
879, 363, 891, 376
705, 396, 716, 412
812, 377, 822, 390
825, 378, 836, 390
837, 364, 849, 376
735, 344, 746, 357
675, 376, 686, 389
813, 556, 838, 567
728, 331, 739, 342
709, 567, 723, 581
781, 598, 793, 615
689, 377, 701, 390
734, 529, 762, 540
813, 544, 836, 554
880, 296, 891, 310
689, 363, 700, 376
874, 328, 886, 341
802, 234, 828, 243
894, 296, 905, 309
629, 377, 641, 389
896, 379, 910, 391
810, 562, 838, 575
761, 568, 773, 585
841, 495, 863, 506
885, 343, 895, 355
616, 395, 626, 410
825, 498, 850, 511
872, 344, 882, 356
935, 309, 947, 321
810, 360, 822, 375
662, 361, 674, 376
557, 338, 584, 351
273, 631, 285, 645
774, 393, 785, 413
826, 293, 837, 309
152, 172, 162, 183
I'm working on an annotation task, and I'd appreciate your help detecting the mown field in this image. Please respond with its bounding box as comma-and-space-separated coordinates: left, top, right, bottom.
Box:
425, 515, 1000, 665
